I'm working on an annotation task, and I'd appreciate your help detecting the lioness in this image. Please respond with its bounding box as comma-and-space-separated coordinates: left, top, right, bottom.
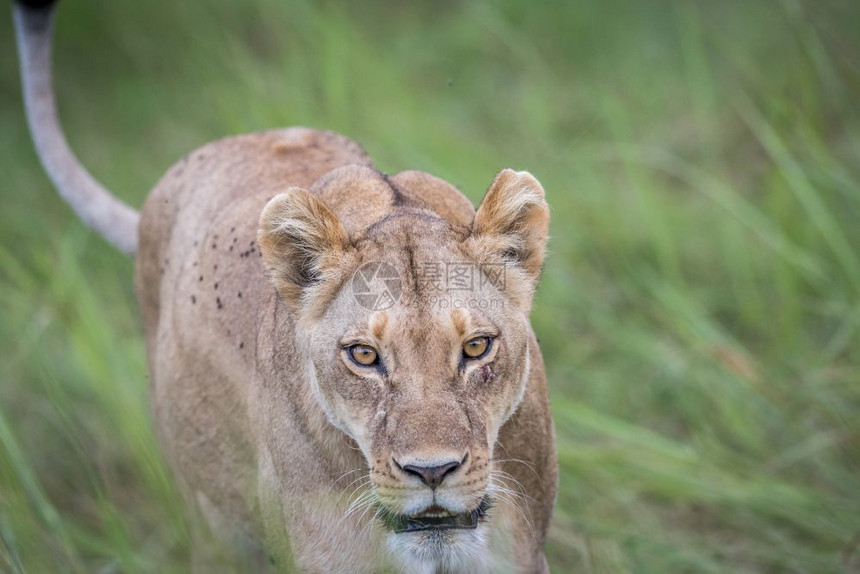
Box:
14, 1, 557, 572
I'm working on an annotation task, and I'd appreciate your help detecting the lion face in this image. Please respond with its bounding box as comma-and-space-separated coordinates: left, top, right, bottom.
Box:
311, 241, 531, 516
258, 167, 548, 562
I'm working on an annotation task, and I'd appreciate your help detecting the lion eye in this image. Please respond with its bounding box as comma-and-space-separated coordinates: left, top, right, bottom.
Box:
462, 336, 491, 359
348, 344, 379, 366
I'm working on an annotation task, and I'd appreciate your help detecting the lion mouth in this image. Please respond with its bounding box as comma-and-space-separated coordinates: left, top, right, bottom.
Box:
385, 497, 491, 533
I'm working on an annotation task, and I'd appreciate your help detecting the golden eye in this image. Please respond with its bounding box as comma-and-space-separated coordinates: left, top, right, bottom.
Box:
463, 336, 491, 359
348, 344, 379, 366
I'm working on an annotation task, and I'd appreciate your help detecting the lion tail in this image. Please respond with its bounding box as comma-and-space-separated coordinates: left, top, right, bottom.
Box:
13, 0, 139, 255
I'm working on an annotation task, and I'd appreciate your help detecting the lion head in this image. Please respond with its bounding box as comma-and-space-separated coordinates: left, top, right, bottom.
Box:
258, 165, 549, 566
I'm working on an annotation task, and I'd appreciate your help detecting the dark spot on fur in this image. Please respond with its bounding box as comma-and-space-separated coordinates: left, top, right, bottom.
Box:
501, 246, 529, 264
213, 264, 218, 270
230, 226, 236, 233
199, 275, 203, 282
214, 282, 219, 290
191, 295, 196, 304
381, 172, 408, 206
193, 240, 198, 247
404, 243, 419, 294
216, 297, 223, 310
239, 341, 244, 349
479, 364, 494, 383
212, 243, 217, 249
237, 291, 242, 298
229, 245, 234, 252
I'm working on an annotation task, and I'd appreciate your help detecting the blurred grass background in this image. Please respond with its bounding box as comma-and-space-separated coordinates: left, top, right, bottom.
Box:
1, 0, 859, 572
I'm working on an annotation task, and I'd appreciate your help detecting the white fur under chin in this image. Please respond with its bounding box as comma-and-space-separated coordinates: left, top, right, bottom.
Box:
386, 526, 495, 574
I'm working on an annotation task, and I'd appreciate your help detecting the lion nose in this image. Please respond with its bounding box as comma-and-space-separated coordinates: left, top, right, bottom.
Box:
397, 459, 462, 490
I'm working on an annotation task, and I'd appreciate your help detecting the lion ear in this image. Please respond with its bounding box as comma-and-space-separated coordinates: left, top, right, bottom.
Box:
258, 188, 350, 308
472, 169, 550, 290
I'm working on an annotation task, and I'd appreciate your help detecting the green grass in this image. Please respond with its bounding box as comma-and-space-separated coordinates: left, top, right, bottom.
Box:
1, 0, 859, 571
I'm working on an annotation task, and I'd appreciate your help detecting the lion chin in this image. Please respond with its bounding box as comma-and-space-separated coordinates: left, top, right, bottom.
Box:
386, 527, 491, 574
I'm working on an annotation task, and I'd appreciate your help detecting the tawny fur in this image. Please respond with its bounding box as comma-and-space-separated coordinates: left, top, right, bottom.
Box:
135, 127, 557, 573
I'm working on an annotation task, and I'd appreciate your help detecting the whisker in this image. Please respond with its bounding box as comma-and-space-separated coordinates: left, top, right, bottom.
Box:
490, 457, 539, 478
490, 469, 537, 503
324, 467, 367, 498
355, 496, 379, 524
492, 489, 535, 540
344, 487, 378, 520
357, 505, 383, 540
347, 497, 378, 524
344, 482, 372, 511
339, 474, 372, 505
488, 476, 537, 542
